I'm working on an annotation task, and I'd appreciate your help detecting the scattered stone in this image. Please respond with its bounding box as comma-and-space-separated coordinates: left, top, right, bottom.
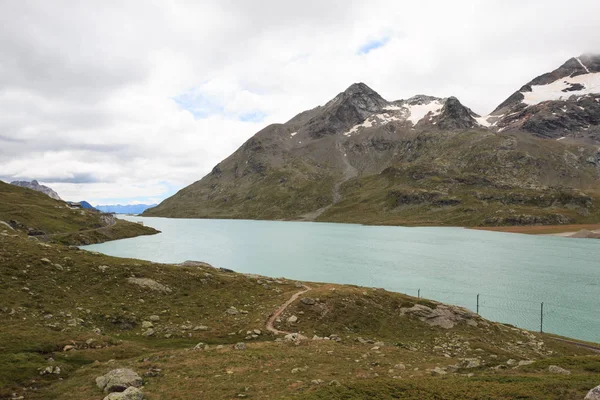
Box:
103, 387, 144, 400
400, 303, 478, 329
394, 364, 406, 370
226, 307, 239, 315
518, 360, 534, 367
284, 333, 307, 342
39, 366, 61, 375
253, 329, 261, 335
40, 258, 51, 265
63, 345, 75, 352
234, 342, 247, 350
329, 380, 341, 387
548, 365, 571, 375
506, 359, 517, 366
585, 385, 600, 400
300, 297, 316, 305
96, 369, 143, 393
193, 325, 209, 331
141, 321, 153, 329
311, 379, 324, 385
126, 278, 172, 294
287, 315, 298, 323
98, 265, 110, 272
142, 329, 155, 337
193, 342, 205, 350
431, 367, 447, 375
295, 282, 303, 288
148, 315, 160, 322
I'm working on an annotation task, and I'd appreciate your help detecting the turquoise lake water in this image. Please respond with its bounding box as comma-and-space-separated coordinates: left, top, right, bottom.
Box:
82, 216, 600, 343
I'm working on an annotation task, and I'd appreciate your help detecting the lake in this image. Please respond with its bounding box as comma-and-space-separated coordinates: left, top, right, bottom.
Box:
82, 216, 600, 343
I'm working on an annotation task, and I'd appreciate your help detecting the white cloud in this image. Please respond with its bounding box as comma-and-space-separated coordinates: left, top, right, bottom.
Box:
1, 0, 599, 204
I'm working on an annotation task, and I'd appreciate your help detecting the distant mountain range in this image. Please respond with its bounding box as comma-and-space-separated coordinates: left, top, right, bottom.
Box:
10, 180, 61, 200
145, 54, 600, 227
96, 204, 157, 214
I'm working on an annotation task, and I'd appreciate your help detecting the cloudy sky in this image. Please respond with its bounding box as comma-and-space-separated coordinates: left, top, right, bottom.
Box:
1, 0, 599, 205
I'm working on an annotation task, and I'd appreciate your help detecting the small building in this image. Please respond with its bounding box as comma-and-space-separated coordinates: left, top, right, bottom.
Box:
66, 201, 83, 209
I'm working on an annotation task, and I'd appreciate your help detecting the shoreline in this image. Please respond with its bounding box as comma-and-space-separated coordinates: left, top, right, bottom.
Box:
471, 223, 600, 237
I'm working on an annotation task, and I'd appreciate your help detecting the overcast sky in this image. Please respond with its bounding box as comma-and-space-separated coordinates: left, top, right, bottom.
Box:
1, 0, 599, 205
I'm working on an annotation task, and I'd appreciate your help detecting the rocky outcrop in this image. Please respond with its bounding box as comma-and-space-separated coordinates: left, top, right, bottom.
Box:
104, 387, 144, 400
126, 278, 172, 294
399, 303, 480, 329
585, 385, 600, 400
10, 180, 61, 200
96, 369, 143, 393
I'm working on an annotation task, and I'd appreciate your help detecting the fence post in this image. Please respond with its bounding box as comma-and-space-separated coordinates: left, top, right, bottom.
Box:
476, 294, 479, 315
418, 289, 420, 299
540, 302, 544, 333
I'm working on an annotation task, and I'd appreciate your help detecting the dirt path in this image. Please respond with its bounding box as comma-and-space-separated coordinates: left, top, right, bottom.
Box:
266, 284, 312, 335
549, 337, 600, 353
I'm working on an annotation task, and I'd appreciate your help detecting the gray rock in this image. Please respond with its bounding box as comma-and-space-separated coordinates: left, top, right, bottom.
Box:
300, 297, 316, 305
96, 369, 143, 393
585, 385, 600, 400
103, 387, 144, 400
148, 315, 160, 322
141, 329, 155, 337
193, 325, 209, 331
287, 315, 298, 323
126, 278, 171, 294
141, 321, 153, 329
548, 365, 570, 375
226, 307, 239, 315
234, 342, 247, 350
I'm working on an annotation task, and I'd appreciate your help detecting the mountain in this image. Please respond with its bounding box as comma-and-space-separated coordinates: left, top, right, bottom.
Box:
78, 201, 97, 210
10, 179, 61, 200
145, 57, 600, 226
479, 53, 600, 140
96, 204, 157, 214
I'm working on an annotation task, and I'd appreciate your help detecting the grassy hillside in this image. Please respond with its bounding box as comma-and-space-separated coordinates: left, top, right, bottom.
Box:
0, 181, 158, 245
1, 230, 598, 399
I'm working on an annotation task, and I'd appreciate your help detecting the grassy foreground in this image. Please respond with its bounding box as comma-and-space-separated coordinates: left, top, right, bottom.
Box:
1, 228, 599, 399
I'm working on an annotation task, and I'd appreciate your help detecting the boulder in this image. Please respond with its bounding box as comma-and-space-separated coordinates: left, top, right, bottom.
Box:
103, 387, 144, 400
96, 369, 143, 393
300, 297, 316, 305
585, 385, 600, 400
126, 278, 171, 294
399, 303, 478, 329
234, 342, 247, 350
548, 365, 570, 375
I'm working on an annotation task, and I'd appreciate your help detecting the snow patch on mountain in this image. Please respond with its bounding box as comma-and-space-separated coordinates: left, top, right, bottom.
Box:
405, 100, 443, 125
521, 72, 600, 106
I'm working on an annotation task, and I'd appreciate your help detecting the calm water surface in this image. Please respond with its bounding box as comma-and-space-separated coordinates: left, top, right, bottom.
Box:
83, 217, 600, 343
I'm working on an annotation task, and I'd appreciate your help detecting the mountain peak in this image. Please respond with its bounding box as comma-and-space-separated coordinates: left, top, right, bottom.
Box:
484, 54, 600, 137
343, 82, 378, 95
10, 180, 62, 200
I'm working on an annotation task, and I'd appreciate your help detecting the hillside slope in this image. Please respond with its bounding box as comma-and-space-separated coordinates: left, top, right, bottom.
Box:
1, 231, 599, 399
146, 61, 600, 226
0, 181, 158, 245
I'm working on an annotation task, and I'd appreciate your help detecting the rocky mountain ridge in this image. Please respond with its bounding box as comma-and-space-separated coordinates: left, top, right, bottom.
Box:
10, 180, 61, 200
480, 54, 600, 139
145, 54, 600, 226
